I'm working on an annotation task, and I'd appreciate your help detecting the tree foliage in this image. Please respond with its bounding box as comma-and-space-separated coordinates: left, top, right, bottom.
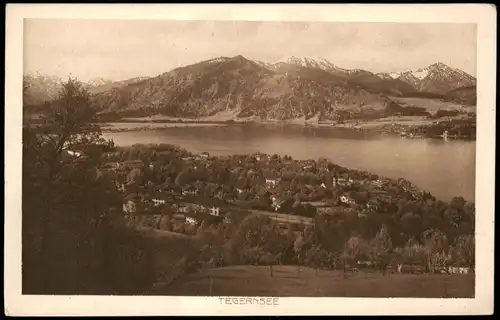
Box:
23, 77, 154, 294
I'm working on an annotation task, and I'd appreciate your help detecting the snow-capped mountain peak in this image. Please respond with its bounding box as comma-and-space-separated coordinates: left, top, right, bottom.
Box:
207, 57, 230, 64
376, 62, 476, 93
411, 68, 429, 80
273, 55, 348, 73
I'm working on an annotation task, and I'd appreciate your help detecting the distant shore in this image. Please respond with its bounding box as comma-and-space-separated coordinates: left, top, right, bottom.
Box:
99, 116, 476, 141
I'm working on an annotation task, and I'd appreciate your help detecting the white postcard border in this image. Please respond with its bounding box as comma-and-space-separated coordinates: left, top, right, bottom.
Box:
4, 3, 496, 316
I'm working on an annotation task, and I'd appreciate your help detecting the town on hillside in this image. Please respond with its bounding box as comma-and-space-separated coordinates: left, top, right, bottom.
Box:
94, 142, 474, 275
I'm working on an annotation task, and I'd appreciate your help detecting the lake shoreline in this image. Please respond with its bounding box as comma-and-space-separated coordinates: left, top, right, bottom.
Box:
100, 117, 476, 141
102, 124, 475, 202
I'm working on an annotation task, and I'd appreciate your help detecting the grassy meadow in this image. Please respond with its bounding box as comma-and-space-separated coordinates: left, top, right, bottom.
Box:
153, 265, 475, 298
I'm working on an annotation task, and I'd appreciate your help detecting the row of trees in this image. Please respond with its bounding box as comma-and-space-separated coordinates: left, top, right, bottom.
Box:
177, 212, 474, 278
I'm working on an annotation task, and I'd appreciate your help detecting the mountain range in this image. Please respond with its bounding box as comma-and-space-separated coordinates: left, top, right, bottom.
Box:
23, 55, 477, 121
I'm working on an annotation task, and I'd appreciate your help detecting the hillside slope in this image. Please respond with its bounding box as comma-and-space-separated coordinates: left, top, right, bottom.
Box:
23, 56, 477, 121
443, 86, 477, 106
93, 55, 392, 121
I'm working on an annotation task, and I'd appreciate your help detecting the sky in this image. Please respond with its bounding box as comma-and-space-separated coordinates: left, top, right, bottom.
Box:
24, 19, 477, 82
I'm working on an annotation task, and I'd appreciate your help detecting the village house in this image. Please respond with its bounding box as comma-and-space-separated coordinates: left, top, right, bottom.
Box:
340, 195, 356, 205
199, 152, 210, 159
337, 177, 354, 186
185, 216, 199, 226
160, 186, 182, 197
152, 198, 166, 206
151, 193, 174, 207
182, 186, 198, 196
265, 178, 278, 187
447, 266, 471, 274
209, 207, 220, 216
153, 192, 175, 204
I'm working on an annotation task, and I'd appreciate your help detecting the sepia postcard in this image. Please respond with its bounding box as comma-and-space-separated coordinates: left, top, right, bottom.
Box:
4, 3, 496, 316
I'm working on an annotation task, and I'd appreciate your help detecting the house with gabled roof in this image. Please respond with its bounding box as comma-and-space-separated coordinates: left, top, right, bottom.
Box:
185, 216, 199, 226
199, 151, 210, 158
182, 185, 198, 196
337, 174, 354, 186
151, 192, 175, 206
340, 195, 356, 205
265, 178, 278, 187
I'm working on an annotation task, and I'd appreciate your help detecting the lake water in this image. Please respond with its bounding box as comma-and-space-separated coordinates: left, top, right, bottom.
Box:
103, 124, 476, 202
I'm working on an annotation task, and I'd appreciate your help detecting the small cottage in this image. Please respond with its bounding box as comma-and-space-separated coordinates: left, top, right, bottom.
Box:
340, 195, 356, 205
209, 207, 220, 217
200, 152, 210, 158
186, 216, 199, 226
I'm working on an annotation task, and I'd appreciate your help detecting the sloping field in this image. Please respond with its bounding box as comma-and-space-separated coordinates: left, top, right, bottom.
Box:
134, 226, 193, 240
389, 96, 471, 112
248, 209, 314, 226
155, 265, 474, 298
